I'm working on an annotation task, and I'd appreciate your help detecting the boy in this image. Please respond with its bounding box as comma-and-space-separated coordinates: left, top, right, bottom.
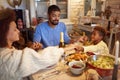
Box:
78, 26, 109, 54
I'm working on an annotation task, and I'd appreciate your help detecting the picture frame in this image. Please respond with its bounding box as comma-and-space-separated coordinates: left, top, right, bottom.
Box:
7, 0, 22, 7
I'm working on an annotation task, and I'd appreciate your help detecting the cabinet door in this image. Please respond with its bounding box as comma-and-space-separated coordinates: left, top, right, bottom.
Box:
56, 0, 68, 19
35, 0, 49, 19
35, 0, 68, 19
84, 0, 102, 16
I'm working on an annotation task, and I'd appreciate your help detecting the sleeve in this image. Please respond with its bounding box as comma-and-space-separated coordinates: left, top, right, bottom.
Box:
16, 47, 64, 77
62, 23, 70, 44
83, 42, 109, 54
33, 25, 41, 42
83, 45, 100, 53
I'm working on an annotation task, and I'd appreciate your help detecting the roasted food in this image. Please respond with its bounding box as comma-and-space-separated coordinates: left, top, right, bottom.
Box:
65, 52, 88, 62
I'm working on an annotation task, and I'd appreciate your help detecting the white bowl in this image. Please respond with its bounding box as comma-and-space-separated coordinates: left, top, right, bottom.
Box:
69, 61, 86, 75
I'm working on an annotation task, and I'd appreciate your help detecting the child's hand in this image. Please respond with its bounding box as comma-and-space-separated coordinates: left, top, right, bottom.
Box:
74, 46, 84, 52
63, 44, 84, 52
63, 44, 76, 51
78, 36, 88, 43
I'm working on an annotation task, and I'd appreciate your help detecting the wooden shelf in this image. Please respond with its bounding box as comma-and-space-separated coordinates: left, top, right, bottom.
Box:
57, 2, 67, 5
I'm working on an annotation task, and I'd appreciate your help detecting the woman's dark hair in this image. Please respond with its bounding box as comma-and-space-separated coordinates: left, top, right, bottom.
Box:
94, 26, 106, 39
0, 8, 16, 47
48, 5, 61, 15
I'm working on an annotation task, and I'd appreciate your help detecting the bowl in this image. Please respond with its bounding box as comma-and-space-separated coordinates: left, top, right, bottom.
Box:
69, 61, 86, 75
87, 54, 115, 77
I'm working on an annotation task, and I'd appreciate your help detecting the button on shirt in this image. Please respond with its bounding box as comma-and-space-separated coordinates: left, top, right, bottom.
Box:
33, 21, 70, 48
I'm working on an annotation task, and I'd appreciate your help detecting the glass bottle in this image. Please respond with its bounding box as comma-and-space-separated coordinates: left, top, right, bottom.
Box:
59, 32, 65, 48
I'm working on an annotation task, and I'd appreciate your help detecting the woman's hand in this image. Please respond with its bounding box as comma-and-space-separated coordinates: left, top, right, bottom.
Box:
63, 44, 82, 52
62, 44, 74, 52
30, 42, 43, 50
63, 44, 84, 52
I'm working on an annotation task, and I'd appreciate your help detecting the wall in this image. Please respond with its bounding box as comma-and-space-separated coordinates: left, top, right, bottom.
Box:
69, 0, 84, 25
107, 0, 120, 25
0, 0, 85, 25
106, 0, 120, 55
0, 0, 26, 9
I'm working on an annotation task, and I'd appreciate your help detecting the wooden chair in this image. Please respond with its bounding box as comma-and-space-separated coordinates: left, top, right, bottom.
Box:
110, 27, 120, 56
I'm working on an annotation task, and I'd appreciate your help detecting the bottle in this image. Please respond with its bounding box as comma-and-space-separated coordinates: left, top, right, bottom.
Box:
83, 32, 85, 36
107, 20, 111, 31
59, 32, 65, 48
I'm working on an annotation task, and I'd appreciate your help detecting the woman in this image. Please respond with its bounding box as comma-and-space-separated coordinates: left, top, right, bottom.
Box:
0, 8, 75, 80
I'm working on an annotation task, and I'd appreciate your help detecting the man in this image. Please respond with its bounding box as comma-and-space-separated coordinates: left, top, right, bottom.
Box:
33, 5, 70, 48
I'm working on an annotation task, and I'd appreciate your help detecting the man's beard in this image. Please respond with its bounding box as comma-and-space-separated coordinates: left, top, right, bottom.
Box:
50, 20, 59, 25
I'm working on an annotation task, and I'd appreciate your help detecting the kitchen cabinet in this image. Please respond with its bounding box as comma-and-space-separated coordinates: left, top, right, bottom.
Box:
35, 0, 70, 19
56, 0, 68, 19
84, 0, 102, 16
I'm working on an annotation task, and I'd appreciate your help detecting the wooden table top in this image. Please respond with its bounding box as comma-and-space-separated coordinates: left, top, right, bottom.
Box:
30, 62, 120, 80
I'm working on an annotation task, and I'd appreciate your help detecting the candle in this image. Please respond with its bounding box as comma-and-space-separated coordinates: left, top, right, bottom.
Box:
91, 0, 96, 17
25, 9, 30, 28
115, 41, 119, 64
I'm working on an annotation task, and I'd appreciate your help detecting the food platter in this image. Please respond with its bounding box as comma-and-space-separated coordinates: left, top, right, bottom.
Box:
87, 54, 115, 77
65, 52, 88, 63
87, 55, 114, 69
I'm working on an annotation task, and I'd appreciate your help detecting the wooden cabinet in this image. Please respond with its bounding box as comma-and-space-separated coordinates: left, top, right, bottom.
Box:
35, 0, 70, 19
84, 0, 102, 16
56, 0, 68, 19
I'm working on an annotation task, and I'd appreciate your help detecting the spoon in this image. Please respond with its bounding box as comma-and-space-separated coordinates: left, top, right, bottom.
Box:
93, 55, 97, 61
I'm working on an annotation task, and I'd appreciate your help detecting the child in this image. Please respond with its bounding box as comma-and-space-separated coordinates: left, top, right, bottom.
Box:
78, 26, 109, 54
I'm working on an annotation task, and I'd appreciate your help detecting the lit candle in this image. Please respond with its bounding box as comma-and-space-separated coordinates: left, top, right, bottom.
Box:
115, 41, 119, 64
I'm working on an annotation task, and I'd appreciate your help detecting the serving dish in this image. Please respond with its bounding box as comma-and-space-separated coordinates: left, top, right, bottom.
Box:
87, 54, 115, 77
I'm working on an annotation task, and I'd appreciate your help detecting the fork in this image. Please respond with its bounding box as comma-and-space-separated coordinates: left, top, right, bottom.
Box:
39, 70, 61, 80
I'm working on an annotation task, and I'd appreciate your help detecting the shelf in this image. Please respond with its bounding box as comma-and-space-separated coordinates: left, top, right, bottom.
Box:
57, 2, 67, 5
61, 13, 67, 14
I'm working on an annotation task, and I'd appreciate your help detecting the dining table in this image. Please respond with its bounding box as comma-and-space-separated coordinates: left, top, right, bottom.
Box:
28, 41, 120, 80
30, 59, 120, 80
